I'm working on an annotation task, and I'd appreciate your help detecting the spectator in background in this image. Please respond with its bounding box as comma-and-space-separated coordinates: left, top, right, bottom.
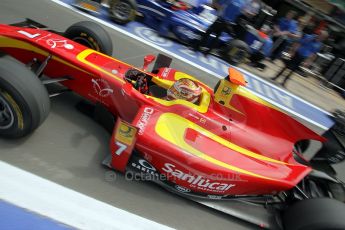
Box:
247, 24, 274, 70
242, 0, 261, 20
271, 30, 328, 87
193, 0, 251, 55
270, 10, 300, 60
299, 12, 313, 26
235, 0, 262, 37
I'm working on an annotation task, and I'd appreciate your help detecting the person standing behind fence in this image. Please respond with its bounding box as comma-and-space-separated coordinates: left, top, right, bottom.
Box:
270, 10, 300, 61
271, 30, 328, 87
193, 0, 249, 55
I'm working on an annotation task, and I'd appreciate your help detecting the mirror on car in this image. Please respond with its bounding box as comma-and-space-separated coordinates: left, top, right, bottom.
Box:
228, 67, 247, 86
143, 54, 156, 71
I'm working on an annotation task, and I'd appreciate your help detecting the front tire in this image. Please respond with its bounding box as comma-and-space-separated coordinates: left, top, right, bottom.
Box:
283, 198, 345, 230
109, 0, 137, 25
0, 56, 50, 138
64, 21, 113, 56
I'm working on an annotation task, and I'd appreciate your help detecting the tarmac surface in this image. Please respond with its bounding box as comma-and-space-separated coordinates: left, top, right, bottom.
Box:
0, 0, 344, 229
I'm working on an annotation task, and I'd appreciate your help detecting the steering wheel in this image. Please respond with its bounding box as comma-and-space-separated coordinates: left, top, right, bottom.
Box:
124, 69, 149, 94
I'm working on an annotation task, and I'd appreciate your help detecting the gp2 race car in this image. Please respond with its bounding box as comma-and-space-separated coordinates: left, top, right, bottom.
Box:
0, 19, 345, 230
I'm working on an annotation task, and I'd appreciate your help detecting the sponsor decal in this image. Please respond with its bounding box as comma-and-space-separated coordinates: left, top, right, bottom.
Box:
175, 185, 191, 193
92, 78, 113, 97
136, 107, 154, 135
131, 159, 158, 176
162, 163, 236, 193
46, 38, 74, 49
188, 113, 206, 124
161, 68, 171, 78
36, 34, 52, 42
221, 86, 231, 96
115, 122, 137, 146
113, 120, 137, 157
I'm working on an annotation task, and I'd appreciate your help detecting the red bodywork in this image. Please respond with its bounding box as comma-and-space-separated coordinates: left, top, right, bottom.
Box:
0, 24, 325, 196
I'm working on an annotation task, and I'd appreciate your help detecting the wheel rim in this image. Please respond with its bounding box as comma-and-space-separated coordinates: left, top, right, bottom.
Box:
72, 37, 99, 51
111, 2, 132, 21
0, 92, 15, 129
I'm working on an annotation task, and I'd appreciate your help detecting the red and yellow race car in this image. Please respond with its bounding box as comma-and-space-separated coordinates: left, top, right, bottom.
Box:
0, 19, 344, 230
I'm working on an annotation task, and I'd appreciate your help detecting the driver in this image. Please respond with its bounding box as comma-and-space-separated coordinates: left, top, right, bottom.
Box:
166, 78, 202, 104
125, 69, 202, 104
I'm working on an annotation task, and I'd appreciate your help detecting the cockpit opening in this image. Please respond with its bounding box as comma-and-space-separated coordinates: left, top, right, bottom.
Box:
124, 68, 202, 105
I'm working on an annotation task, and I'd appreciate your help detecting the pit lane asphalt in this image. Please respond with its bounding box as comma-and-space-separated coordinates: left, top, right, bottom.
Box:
0, 1, 341, 229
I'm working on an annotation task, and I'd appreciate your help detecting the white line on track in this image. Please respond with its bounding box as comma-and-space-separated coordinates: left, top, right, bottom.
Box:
0, 161, 173, 230
50, 0, 331, 130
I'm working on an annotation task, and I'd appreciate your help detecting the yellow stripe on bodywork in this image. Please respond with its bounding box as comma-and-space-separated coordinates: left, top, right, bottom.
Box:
155, 113, 290, 180
0, 36, 88, 74
76, 49, 126, 83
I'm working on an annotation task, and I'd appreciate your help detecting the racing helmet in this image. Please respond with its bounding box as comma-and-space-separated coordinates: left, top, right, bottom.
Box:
166, 78, 202, 104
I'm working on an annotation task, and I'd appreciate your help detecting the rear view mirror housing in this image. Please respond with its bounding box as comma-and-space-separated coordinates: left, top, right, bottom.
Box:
228, 67, 247, 86
143, 54, 156, 71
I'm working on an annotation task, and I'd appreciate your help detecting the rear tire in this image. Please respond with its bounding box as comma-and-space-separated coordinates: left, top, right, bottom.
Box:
109, 0, 137, 25
64, 21, 113, 55
225, 39, 250, 65
283, 198, 345, 230
0, 56, 50, 138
